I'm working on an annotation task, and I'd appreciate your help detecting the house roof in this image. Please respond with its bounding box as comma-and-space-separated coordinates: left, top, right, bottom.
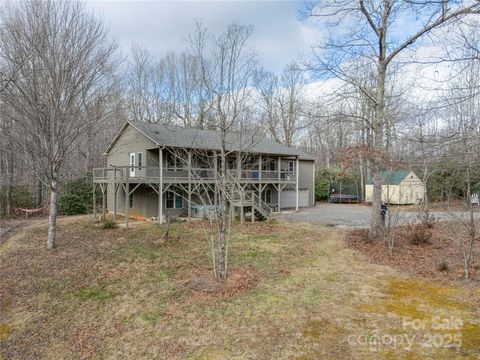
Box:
106, 121, 315, 160
366, 170, 413, 185
298, 150, 316, 161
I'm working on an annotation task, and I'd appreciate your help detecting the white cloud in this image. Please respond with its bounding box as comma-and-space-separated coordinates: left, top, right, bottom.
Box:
85, 0, 317, 73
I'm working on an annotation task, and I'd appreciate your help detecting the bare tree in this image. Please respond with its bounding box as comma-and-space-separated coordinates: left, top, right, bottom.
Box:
441, 26, 480, 280
189, 22, 259, 280
304, 0, 480, 238
0, 0, 118, 249
255, 63, 306, 146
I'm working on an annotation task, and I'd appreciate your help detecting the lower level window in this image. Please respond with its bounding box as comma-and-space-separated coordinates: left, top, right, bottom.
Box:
166, 192, 183, 209
263, 189, 272, 204
129, 193, 134, 208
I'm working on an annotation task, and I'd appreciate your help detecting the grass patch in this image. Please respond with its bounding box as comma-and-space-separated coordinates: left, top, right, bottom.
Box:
1, 216, 478, 359
74, 280, 118, 301
0, 323, 12, 342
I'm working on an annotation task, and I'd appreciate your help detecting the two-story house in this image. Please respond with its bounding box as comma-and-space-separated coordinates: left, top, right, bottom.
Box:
93, 121, 315, 226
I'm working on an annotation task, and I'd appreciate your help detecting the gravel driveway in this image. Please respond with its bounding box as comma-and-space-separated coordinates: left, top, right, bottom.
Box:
274, 203, 477, 228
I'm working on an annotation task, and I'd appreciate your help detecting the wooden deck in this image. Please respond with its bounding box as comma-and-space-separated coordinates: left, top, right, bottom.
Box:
93, 166, 296, 184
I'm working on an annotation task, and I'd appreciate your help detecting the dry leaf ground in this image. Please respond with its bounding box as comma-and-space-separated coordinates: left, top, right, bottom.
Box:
0, 216, 478, 359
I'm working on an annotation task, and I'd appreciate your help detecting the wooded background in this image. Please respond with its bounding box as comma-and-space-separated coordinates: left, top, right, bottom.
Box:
1, 1, 479, 218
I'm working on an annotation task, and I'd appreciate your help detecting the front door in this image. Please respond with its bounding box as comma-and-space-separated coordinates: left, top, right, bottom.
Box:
129, 153, 136, 177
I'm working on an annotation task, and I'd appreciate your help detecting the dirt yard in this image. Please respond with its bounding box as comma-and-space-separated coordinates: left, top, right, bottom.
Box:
0, 216, 479, 359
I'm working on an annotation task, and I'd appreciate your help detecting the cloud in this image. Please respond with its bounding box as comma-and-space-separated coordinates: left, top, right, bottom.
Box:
85, 0, 317, 73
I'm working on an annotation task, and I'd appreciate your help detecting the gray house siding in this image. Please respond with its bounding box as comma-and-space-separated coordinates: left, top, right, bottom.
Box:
106, 125, 158, 215
111, 185, 186, 219
98, 122, 316, 221
299, 160, 315, 206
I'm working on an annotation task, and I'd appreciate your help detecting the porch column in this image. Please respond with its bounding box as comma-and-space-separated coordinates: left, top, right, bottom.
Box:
258, 155, 262, 206
125, 169, 129, 228
312, 161, 316, 206
236, 151, 241, 180
295, 156, 299, 212
113, 168, 117, 223
158, 146, 163, 224
188, 150, 192, 221
113, 183, 118, 223
101, 184, 106, 220
278, 156, 282, 211
240, 191, 245, 224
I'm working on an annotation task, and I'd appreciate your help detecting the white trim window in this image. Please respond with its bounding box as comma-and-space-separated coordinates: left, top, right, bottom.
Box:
262, 158, 275, 171
129, 153, 136, 177
137, 152, 143, 170
288, 161, 295, 174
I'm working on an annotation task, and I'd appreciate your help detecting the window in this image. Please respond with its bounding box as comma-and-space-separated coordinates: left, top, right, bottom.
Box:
288, 161, 295, 173
262, 158, 275, 171
166, 192, 183, 209
166, 152, 175, 169
263, 189, 272, 204
129, 153, 136, 176
137, 152, 143, 170
165, 152, 185, 172
129, 193, 134, 208
175, 194, 183, 209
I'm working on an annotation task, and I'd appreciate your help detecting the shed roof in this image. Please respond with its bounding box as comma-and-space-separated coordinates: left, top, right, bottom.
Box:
106, 121, 315, 160
366, 170, 413, 185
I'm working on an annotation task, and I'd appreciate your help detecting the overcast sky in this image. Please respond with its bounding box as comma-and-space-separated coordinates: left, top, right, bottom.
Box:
85, 1, 321, 73
83, 0, 458, 102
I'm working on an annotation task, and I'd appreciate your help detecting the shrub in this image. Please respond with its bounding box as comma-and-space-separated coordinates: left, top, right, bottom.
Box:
315, 179, 330, 201
407, 224, 432, 245
0, 186, 35, 217
58, 193, 87, 215
101, 220, 117, 229
58, 173, 101, 215
437, 260, 449, 272
315, 169, 334, 201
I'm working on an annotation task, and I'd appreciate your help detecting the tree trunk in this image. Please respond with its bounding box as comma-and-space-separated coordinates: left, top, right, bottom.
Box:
6, 152, 14, 217
36, 179, 43, 208
218, 215, 227, 280
5, 180, 12, 217
46, 180, 58, 250
370, 62, 386, 239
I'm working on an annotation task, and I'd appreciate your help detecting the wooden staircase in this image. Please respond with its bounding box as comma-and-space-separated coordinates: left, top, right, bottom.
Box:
224, 177, 272, 221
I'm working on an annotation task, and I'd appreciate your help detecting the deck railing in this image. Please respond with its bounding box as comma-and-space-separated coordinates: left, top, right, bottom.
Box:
93, 166, 295, 183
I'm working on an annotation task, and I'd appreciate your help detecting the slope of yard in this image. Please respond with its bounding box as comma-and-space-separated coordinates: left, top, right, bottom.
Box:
0, 217, 479, 359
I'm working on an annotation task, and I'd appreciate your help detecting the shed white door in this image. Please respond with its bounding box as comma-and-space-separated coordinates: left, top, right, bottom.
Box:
280, 189, 308, 208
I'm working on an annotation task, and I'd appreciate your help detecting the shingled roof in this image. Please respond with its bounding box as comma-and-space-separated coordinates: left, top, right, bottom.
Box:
106, 121, 315, 160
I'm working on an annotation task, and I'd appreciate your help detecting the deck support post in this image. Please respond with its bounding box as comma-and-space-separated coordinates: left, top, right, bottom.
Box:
312, 161, 316, 206
158, 146, 164, 224
240, 191, 245, 224
295, 156, 299, 212
236, 150, 241, 181
258, 155, 262, 206
92, 182, 96, 218
188, 150, 192, 221
113, 168, 117, 223
278, 156, 282, 212
125, 169, 129, 228
113, 183, 118, 223
101, 184, 106, 220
